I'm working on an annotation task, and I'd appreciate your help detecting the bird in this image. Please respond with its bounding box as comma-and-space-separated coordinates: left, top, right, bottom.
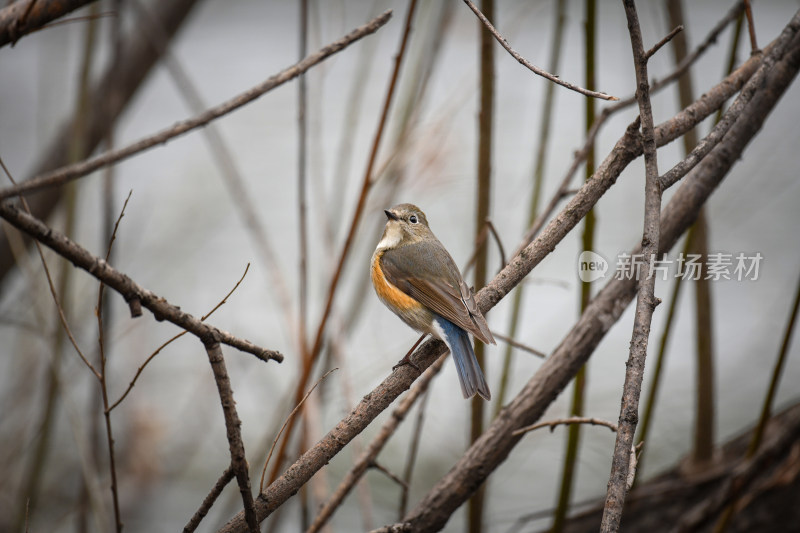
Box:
370, 203, 495, 400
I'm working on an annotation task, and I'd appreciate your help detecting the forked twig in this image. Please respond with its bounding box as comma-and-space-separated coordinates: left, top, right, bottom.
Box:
108, 263, 252, 412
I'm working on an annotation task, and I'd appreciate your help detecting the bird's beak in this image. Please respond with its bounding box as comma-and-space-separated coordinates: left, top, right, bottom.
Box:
384, 209, 400, 221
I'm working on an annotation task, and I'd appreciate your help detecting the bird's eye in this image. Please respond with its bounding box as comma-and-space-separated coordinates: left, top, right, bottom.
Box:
409, 215, 418, 224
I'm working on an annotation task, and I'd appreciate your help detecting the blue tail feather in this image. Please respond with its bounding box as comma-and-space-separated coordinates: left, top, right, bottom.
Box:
433, 317, 491, 400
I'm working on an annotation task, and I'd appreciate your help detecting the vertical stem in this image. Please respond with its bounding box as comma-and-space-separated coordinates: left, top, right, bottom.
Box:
601, 1, 662, 529
552, 1, 595, 530
469, 0, 494, 531
495, 0, 565, 416
665, 0, 715, 466
298, 0, 309, 360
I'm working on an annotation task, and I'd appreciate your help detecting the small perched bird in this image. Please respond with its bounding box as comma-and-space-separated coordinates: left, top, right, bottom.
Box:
371, 203, 495, 400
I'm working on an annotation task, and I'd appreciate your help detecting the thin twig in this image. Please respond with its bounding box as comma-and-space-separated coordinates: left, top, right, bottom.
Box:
513, 416, 618, 436
96, 187, 130, 533
463, 0, 617, 101
744, 0, 758, 52
184, 466, 236, 533
0, 10, 394, 202
490, 331, 546, 359
485, 219, 506, 272
645, 25, 683, 59
462, 0, 617, 101
108, 263, 252, 412
204, 341, 259, 533
259, 368, 338, 493
369, 461, 408, 489
297, 0, 310, 363
600, 2, 663, 530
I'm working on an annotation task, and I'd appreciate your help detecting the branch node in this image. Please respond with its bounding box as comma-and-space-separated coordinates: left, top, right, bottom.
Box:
128, 297, 142, 318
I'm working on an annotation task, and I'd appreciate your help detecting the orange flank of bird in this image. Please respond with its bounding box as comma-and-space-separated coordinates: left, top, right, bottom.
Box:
371, 250, 419, 312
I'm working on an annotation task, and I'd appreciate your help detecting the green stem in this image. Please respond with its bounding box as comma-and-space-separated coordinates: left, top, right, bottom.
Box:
469, 1, 494, 531
551, 1, 594, 530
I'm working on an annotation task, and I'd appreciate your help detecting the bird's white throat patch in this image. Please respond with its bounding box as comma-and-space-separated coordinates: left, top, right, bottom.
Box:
376, 223, 403, 250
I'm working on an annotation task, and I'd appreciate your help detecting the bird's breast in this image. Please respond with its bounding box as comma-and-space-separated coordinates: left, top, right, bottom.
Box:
371, 250, 432, 332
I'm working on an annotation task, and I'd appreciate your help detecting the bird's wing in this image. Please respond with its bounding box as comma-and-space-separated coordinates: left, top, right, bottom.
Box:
380, 241, 495, 345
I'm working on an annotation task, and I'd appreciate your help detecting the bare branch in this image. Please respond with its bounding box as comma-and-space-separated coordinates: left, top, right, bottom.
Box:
204, 341, 258, 533
0, 0, 94, 47
0, 9, 394, 202
0, 203, 284, 363
601, 2, 663, 530
645, 25, 683, 59
183, 466, 235, 533
490, 331, 546, 359
513, 416, 617, 436
462, 0, 618, 101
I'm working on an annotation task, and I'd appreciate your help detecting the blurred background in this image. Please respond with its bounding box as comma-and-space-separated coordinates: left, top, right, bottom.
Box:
1, 0, 799, 531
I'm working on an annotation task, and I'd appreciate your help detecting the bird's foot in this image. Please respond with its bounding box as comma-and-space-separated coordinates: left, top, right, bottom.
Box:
392, 353, 421, 373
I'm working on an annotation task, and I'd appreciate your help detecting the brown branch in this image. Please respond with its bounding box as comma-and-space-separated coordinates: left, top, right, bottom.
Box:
0, 203, 284, 363
0, 9, 393, 202
513, 416, 618, 436
183, 466, 235, 533
0, 0, 93, 47
601, 3, 663, 530
219, 16, 800, 533
204, 341, 258, 533
268, 1, 411, 484
490, 331, 546, 359
671, 407, 800, 533
96, 187, 131, 533
744, 0, 759, 52
645, 25, 683, 59
461, 0, 617, 101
